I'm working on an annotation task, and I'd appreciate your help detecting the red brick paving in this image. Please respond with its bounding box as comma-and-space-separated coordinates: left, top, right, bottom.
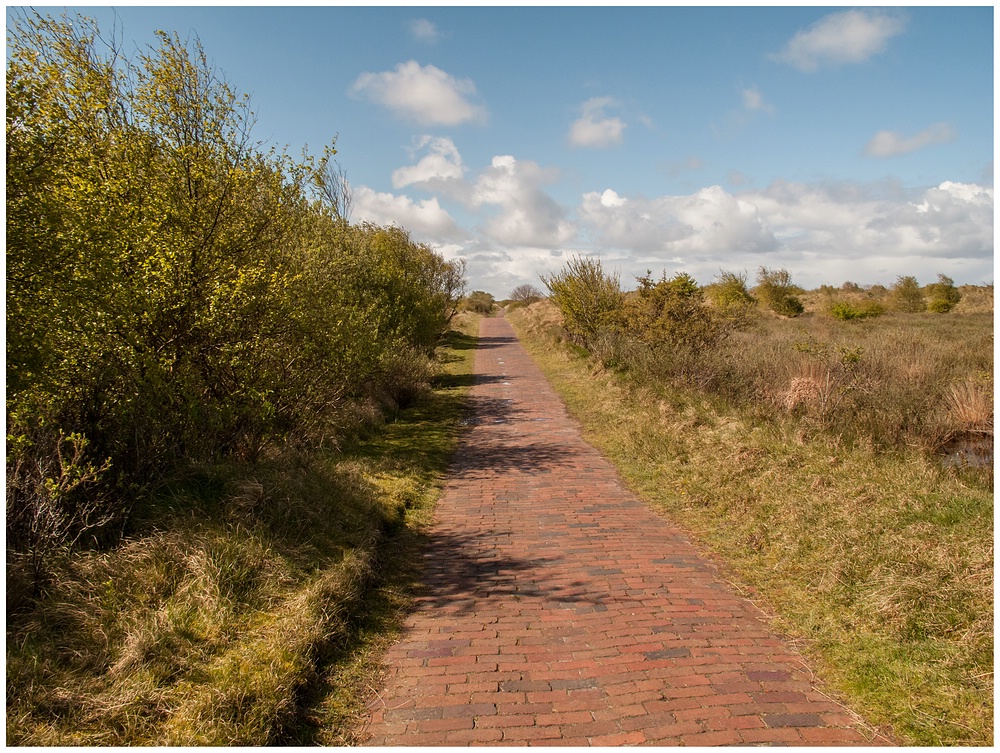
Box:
361, 316, 892, 746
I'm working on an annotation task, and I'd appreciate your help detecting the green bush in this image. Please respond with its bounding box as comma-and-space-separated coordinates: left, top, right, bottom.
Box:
926, 274, 962, 313
541, 256, 624, 346
754, 267, 805, 317
890, 276, 926, 313
706, 270, 757, 329
461, 290, 496, 315
624, 271, 722, 349
5, 11, 466, 568
828, 300, 886, 321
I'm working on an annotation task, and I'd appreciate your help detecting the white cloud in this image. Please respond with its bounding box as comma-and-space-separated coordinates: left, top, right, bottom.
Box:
392, 136, 465, 190
863, 123, 957, 158
771, 9, 906, 72
350, 61, 486, 126
573, 179, 992, 289
352, 186, 468, 242
742, 180, 993, 281
568, 97, 627, 149
408, 19, 440, 44
578, 185, 779, 261
471, 155, 576, 248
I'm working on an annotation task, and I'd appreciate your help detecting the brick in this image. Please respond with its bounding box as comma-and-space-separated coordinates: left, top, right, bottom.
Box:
764, 712, 824, 728
474, 714, 536, 729
501, 725, 562, 741
590, 731, 647, 745
681, 729, 744, 746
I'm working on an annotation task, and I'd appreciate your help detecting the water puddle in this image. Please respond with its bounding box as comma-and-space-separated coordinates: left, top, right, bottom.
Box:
938, 432, 993, 469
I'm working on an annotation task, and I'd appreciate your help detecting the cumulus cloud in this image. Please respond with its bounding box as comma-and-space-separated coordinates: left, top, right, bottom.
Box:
392, 136, 465, 190
568, 97, 627, 149
579, 185, 779, 263
350, 61, 486, 126
741, 180, 993, 282
771, 9, 906, 72
863, 123, 957, 158
352, 186, 468, 242
573, 179, 992, 289
408, 18, 440, 43
471, 155, 576, 248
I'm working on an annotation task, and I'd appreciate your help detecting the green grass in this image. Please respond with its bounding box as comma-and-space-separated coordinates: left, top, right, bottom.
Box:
5, 313, 480, 746
508, 302, 993, 746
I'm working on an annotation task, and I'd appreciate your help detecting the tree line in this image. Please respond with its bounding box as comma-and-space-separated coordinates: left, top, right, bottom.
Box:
6, 11, 466, 571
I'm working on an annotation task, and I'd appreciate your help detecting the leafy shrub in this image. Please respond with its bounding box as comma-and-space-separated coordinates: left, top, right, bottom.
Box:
828, 300, 885, 321
927, 274, 962, 313
5, 11, 466, 568
624, 271, 722, 349
461, 290, 496, 314
890, 275, 926, 313
541, 256, 623, 346
754, 267, 804, 317
706, 270, 757, 329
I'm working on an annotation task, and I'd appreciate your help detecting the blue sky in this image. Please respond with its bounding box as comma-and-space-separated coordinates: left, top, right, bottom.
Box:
14, 5, 995, 295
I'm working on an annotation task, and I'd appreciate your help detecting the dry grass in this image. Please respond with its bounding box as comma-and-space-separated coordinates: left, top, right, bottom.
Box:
509, 300, 993, 746
5, 314, 480, 745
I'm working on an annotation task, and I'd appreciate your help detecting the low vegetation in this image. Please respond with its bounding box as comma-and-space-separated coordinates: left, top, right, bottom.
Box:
6, 310, 479, 746
511, 273, 992, 744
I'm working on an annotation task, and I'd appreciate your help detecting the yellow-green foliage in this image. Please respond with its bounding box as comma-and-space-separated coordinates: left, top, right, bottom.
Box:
6, 11, 465, 565
827, 299, 886, 320
890, 275, 926, 313
754, 266, 805, 317
461, 290, 496, 315
6, 316, 479, 745
509, 302, 993, 745
541, 255, 624, 346
623, 271, 721, 348
926, 274, 962, 313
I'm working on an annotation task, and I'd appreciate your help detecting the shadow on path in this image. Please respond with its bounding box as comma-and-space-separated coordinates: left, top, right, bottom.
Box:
415, 528, 605, 616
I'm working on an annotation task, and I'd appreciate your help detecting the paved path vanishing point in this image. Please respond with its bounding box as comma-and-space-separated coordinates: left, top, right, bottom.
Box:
361, 315, 891, 747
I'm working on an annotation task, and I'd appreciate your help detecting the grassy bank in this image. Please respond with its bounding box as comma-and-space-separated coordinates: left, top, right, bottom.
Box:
6, 314, 480, 746
508, 302, 992, 746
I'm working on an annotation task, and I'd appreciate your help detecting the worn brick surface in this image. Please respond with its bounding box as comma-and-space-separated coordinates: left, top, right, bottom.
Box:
361, 316, 891, 746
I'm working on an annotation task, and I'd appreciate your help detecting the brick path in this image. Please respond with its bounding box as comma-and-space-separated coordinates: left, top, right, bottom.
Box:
361, 316, 890, 746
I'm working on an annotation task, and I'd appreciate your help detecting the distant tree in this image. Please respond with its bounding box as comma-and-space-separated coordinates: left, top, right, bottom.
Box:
841, 281, 863, 293
462, 290, 495, 315
926, 274, 961, 313
509, 283, 543, 305
889, 275, 925, 313
754, 267, 804, 317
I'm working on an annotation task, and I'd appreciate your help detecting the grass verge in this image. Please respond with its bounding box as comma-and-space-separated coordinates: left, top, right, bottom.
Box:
5, 313, 480, 746
507, 303, 992, 746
